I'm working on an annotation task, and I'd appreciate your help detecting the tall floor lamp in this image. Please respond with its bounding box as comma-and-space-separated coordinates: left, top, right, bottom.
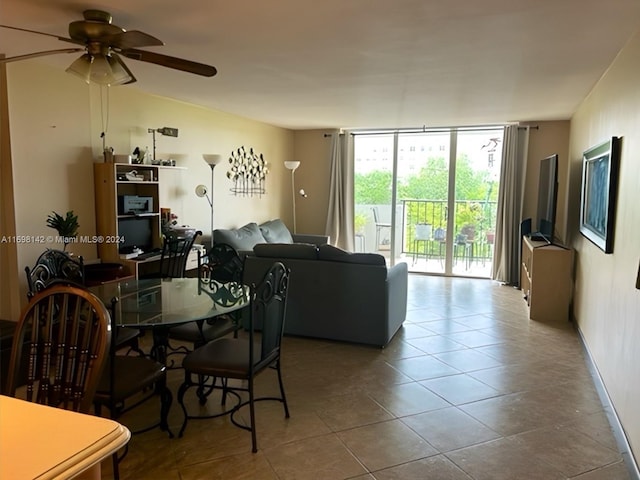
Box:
197, 154, 223, 248
284, 161, 301, 233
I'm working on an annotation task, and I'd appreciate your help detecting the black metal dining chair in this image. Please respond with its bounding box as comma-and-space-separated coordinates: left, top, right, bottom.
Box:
166, 243, 242, 354
156, 230, 202, 278
176, 262, 290, 452
25, 249, 85, 298
25, 249, 144, 356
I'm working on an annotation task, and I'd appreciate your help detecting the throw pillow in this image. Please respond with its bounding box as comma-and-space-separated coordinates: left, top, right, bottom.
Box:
318, 244, 386, 265
213, 222, 266, 251
259, 219, 294, 244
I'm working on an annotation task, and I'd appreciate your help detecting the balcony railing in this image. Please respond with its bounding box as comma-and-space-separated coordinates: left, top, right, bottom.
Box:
400, 199, 497, 262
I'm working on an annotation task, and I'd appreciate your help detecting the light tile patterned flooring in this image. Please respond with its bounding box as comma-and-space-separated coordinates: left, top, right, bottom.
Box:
104, 275, 632, 479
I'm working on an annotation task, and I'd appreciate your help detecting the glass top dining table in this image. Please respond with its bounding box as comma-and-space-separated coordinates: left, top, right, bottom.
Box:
89, 277, 250, 328
89, 277, 250, 362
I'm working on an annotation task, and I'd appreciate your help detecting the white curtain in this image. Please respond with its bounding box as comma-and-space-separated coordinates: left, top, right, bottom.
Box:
325, 133, 355, 250
492, 125, 529, 285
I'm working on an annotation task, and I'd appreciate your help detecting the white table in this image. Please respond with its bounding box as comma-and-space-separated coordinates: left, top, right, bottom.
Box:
0, 395, 131, 480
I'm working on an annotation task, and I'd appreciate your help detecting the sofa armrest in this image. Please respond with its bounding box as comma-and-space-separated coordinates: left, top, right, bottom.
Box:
386, 262, 408, 341
292, 233, 329, 246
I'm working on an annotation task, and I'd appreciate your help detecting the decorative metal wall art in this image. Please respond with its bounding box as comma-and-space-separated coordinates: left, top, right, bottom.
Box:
226, 146, 268, 197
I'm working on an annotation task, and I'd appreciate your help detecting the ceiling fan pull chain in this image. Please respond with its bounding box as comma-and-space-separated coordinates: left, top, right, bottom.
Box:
100, 85, 111, 156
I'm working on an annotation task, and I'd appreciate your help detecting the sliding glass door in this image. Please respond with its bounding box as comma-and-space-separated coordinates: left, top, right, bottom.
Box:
354, 127, 503, 278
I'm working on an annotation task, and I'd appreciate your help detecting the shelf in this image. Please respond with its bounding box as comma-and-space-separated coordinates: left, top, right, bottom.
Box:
113, 162, 186, 170
117, 213, 160, 219
116, 180, 159, 185
94, 163, 163, 269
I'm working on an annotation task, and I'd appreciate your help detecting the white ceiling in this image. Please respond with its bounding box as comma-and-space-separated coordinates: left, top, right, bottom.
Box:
2, 0, 640, 130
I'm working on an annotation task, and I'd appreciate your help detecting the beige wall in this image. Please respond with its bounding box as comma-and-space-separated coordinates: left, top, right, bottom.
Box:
4, 61, 293, 305
568, 29, 640, 461
521, 121, 571, 244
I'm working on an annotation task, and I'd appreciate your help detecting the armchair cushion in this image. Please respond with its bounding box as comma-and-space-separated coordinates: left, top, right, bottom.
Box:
318, 244, 386, 266
214, 222, 266, 251
291, 233, 330, 246
259, 219, 294, 244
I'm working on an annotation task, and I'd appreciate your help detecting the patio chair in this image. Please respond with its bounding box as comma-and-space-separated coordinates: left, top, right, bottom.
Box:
372, 207, 391, 250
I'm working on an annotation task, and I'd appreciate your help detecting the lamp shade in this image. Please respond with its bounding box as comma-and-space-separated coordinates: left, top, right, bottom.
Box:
195, 184, 208, 197
284, 161, 300, 171
66, 53, 133, 86
202, 154, 223, 166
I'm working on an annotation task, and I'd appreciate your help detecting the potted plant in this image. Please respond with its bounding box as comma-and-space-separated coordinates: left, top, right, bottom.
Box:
354, 213, 368, 235
46, 210, 79, 251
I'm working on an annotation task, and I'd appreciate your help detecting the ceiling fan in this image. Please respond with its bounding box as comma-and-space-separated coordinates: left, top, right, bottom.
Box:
0, 9, 217, 85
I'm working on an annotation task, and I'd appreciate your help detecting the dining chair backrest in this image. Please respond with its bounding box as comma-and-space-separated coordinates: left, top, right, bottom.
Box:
5, 285, 111, 413
198, 242, 244, 283
159, 230, 201, 278
250, 261, 289, 372
25, 249, 85, 298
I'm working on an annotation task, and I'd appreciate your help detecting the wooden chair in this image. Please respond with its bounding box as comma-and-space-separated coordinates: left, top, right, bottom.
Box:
176, 262, 290, 452
5, 285, 111, 414
93, 297, 173, 479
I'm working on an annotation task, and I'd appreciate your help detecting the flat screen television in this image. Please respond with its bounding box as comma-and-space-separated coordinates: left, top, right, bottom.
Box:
533, 154, 559, 243
118, 217, 154, 253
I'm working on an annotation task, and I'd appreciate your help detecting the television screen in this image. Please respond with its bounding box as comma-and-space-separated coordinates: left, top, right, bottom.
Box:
118, 217, 153, 253
535, 154, 558, 243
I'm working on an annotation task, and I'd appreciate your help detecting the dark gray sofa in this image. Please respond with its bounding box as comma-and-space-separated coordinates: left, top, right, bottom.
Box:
213, 219, 329, 256
243, 243, 408, 347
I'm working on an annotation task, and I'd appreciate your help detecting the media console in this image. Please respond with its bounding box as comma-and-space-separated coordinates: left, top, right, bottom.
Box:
520, 235, 573, 322
94, 162, 188, 278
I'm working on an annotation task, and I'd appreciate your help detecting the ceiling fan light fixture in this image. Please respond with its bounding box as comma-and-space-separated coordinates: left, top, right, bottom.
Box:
66, 52, 133, 86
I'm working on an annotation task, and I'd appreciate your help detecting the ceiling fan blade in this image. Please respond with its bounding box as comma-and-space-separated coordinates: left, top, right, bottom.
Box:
0, 48, 83, 64
120, 48, 217, 77
0, 24, 82, 45
104, 30, 163, 50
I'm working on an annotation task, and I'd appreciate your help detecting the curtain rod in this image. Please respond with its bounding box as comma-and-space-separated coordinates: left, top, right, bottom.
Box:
324, 124, 539, 137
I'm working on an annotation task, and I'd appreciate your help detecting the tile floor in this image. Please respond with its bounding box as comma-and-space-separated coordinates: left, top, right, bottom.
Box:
104, 275, 633, 479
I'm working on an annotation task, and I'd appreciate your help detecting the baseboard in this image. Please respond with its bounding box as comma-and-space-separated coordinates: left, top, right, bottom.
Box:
575, 324, 639, 479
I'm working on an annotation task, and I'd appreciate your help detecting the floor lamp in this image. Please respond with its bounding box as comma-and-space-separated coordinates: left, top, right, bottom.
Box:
199, 154, 223, 248
284, 161, 300, 233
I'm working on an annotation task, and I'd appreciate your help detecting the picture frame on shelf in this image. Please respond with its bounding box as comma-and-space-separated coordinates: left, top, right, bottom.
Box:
579, 136, 621, 254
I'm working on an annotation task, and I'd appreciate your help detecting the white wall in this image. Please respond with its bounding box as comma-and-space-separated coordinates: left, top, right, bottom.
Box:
5, 61, 293, 305
568, 29, 640, 462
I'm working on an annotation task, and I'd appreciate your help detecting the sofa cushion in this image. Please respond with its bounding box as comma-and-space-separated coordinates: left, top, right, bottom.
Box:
253, 243, 319, 260
214, 222, 266, 251
318, 244, 386, 265
259, 219, 294, 244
